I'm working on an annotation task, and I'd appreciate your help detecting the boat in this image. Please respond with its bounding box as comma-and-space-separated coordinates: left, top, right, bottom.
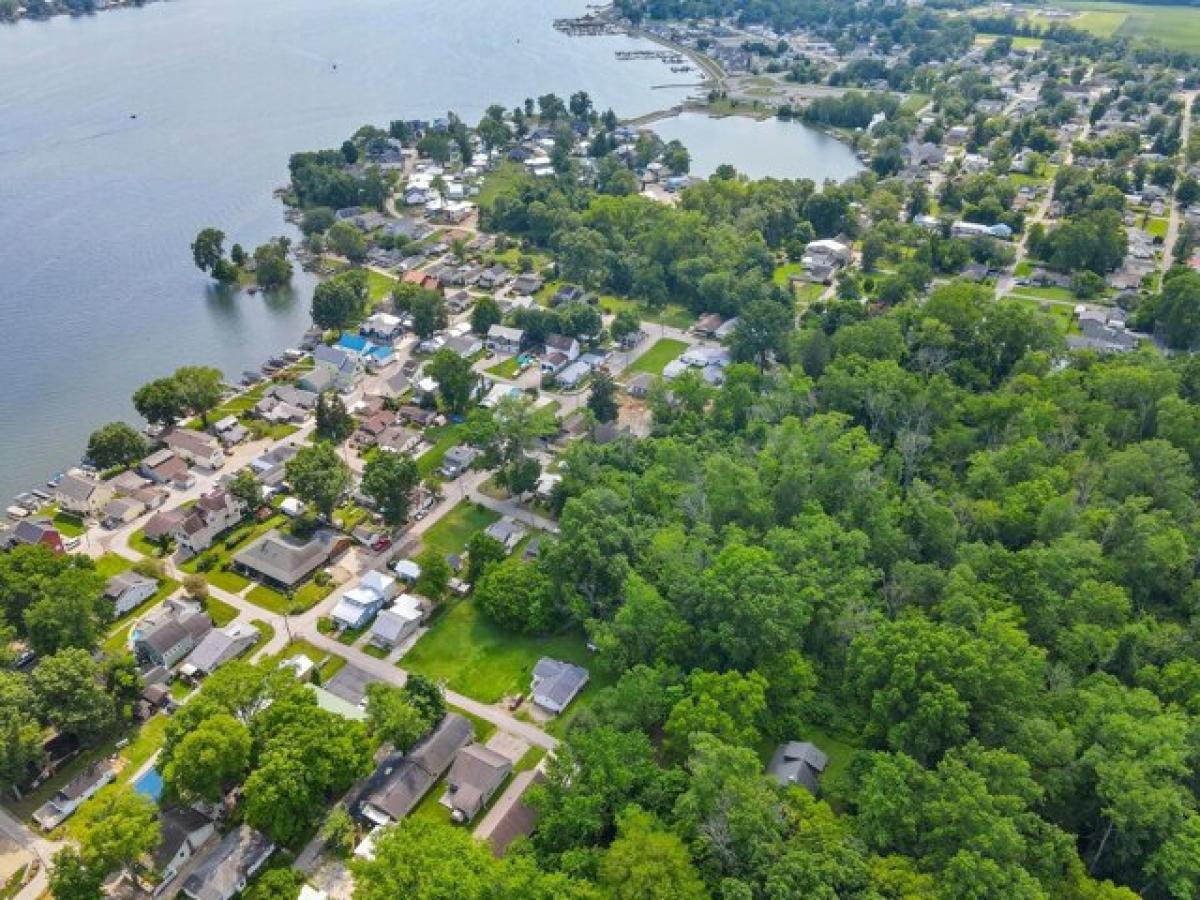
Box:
6, 506, 30, 520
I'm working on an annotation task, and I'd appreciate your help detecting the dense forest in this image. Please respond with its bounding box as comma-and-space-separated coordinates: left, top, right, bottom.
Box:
480, 284, 1200, 899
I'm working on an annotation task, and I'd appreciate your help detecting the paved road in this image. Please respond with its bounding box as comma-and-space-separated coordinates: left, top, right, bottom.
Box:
0, 804, 60, 900
1165, 90, 1199, 265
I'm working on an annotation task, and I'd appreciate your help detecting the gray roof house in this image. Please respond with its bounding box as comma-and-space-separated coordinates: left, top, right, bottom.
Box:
233, 529, 342, 589
530, 658, 589, 715
182, 825, 275, 900
440, 445, 478, 479
767, 741, 829, 794
136, 611, 213, 669
484, 518, 527, 553
153, 806, 216, 888
103, 572, 158, 617
180, 621, 259, 677
33, 760, 116, 830
355, 713, 474, 825
441, 743, 512, 822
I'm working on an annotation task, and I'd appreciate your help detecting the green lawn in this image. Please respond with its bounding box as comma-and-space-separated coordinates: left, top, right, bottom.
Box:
1013, 260, 1034, 278
1048, 1, 1200, 50
94, 553, 132, 578
207, 569, 251, 593
477, 162, 528, 210
1147, 217, 1169, 240
361, 643, 389, 659
204, 595, 239, 627
249, 619, 275, 655
1005, 296, 1075, 335
598, 295, 696, 330
128, 528, 168, 558
486, 356, 522, 379
420, 502, 500, 559
114, 714, 169, 785
51, 511, 85, 537
416, 424, 467, 478
403, 596, 597, 704
772, 262, 805, 286
294, 579, 334, 612
269, 639, 347, 682
900, 92, 931, 113
626, 338, 688, 376
367, 268, 399, 302
246, 584, 292, 614
1009, 284, 1076, 304
793, 281, 827, 306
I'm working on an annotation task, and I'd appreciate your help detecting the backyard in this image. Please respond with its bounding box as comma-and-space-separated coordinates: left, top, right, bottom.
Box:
402, 595, 599, 705
419, 501, 500, 558
626, 338, 688, 376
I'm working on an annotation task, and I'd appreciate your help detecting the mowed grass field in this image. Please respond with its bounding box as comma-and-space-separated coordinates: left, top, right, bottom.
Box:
1059, 2, 1200, 50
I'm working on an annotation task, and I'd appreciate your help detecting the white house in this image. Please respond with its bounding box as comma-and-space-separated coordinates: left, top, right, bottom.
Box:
530, 658, 589, 715
103, 572, 158, 617
487, 324, 524, 354
172, 488, 244, 555
55, 471, 114, 517
312, 344, 362, 392
162, 429, 226, 470
368, 594, 426, 650
330, 570, 397, 631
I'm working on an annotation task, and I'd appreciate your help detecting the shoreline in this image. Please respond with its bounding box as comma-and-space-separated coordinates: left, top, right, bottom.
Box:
1, 0, 171, 26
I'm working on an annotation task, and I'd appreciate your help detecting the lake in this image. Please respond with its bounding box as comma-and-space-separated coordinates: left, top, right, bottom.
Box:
0, 0, 855, 502
652, 112, 864, 182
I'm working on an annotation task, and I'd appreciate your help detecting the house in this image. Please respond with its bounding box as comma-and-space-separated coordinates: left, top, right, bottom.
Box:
555, 359, 592, 390
544, 333, 581, 361
767, 741, 829, 794
55, 471, 114, 517
180, 621, 259, 678
142, 509, 185, 544
247, 444, 299, 488
135, 609, 213, 669
153, 806, 216, 889
625, 372, 654, 399
530, 658, 589, 714
8, 518, 65, 554
104, 572, 158, 617
354, 713, 474, 825
330, 570, 398, 631
510, 274, 543, 296
484, 772, 543, 858
33, 760, 116, 830
444, 333, 483, 359
140, 450, 192, 486
484, 518, 527, 552
162, 429, 226, 470
441, 743, 512, 823
487, 324, 524, 354
803, 239, 852, 271
376, 425, 421, 456
103, 496, 146, 528
233, 529, 343, 590
310, 345, 362, 392
478, 265, 511, 289
362, 312, 403, 341
211, 416, 247, 447
323, 664, 382, 708
172, 489, 244, 555
693, 313, 724, 337
182, 825, 275, 900
368, 594, 426, 650
440, 445, 478, 479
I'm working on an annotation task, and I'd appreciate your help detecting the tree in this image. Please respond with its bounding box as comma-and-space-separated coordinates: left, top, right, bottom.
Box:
414, 548, 450, 600
731, 298, 793, 369
132, 376, 186, 426
598, 806, 709, 900
409, 291, 447, 339
30, 649, 114, 741
663, 669, 769, 761
327, 220, 368, 262
353, 817, 500, 899
425, 349, 477, 414
191, 227, 225, 275
321, 807, 357, 857
365, 682, 429, 751
253, 239, 293, 290
73, 787, 159, 876
49, 849, 103, 900
285, 443, 351, 520
475, 557, 558, 634
163, 713, 252, 802
610, 309, 642, 345
315, 391, 354, 443
661, 140, 691, 175
362, 452, 420, 527
174, 365, 225, 426
466, 531, 506, 583
243, 868, 304, 900
470, 295, 502, 335
182, 573, 209, 600
102, 653, 143, 722
85, 422, 147, 470
587, 368, 619, 423
228, 468, 262, 512
0, 671, 44, 792
311, 270, 369, 330
24, 566, 106, 655
402, 673, 445, 725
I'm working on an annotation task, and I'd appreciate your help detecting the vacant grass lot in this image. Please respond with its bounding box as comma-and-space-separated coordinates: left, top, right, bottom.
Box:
367, 268, 398, 301
402, 596, 595, 703
420, 502, 500, 559
598, 295, 696, 330
1055, 1, 1200, 50
1005, 296, 1076, 335
416, 424, 466, 478
627, 338, 688, 376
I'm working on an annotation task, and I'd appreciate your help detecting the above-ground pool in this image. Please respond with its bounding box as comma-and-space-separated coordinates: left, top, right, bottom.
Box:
133, 768, 164, 801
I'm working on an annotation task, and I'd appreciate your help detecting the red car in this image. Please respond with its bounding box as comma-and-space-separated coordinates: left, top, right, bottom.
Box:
370, 536, 393, 553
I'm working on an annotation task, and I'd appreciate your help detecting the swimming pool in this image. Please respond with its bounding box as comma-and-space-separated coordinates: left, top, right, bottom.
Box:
133, 768, 164, 802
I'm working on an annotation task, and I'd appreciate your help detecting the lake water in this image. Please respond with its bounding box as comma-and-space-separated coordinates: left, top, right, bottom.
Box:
652, 112, 864, 182
0, 0, 855, 501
